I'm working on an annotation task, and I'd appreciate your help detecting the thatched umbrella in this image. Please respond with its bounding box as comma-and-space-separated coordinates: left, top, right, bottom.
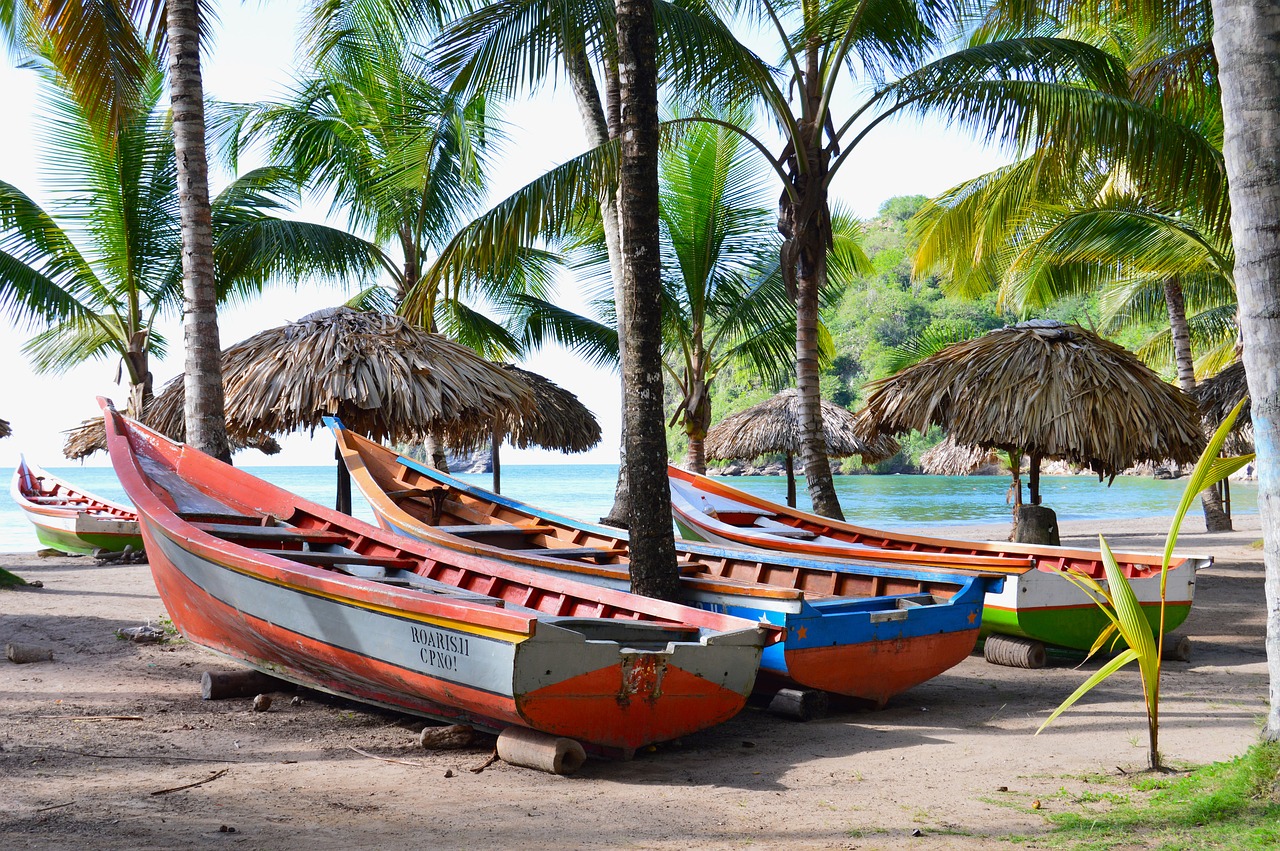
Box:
704, 389, 900, 507
0, 418, 10, 439
220, 308, 530, 440
858, 321, 1205, 541
62, 375, 283, 460
446, 364, 601, 493
1192, 360, 1253, 454
920, 436, 1003, 476
223, 308, 533, 511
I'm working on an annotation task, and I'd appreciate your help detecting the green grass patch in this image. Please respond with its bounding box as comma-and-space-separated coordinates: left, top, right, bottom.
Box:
0, 566, 28, 588
1045, 742, 1280, 850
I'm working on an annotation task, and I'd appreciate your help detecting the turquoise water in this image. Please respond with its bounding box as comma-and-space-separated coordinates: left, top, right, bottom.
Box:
1, 463, 1257, 553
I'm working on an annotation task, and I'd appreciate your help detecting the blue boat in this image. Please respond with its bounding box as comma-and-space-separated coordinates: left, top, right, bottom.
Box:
329, 419, 1004, 705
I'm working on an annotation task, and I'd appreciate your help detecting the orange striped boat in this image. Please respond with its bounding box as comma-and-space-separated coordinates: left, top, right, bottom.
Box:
668, 466, 1208, 656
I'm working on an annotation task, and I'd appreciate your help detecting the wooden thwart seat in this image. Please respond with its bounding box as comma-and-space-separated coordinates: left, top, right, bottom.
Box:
386, 486, 448, 500
177, 510, 259, 524
331, 563, 504, 606
755, 526, 818, 539
193, 523, 348, 545
523, 546, 624, 561
752, 518, 818, 539
257, 549, 418, 571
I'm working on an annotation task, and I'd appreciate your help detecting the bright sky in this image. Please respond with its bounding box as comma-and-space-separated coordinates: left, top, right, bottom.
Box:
0, 2, 1010, 469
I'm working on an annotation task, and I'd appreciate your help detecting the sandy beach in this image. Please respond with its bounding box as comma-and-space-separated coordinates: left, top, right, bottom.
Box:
0, 513, 1269, 850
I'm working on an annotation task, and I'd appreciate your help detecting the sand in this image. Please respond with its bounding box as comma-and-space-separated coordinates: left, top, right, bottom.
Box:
0, 513, 1270, 850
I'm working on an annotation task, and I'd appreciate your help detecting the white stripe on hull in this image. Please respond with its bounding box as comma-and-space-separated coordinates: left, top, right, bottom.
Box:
150, 529, 520, 698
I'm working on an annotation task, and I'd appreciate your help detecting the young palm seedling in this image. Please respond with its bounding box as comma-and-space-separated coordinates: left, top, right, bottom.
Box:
1037, 400, 1253, 771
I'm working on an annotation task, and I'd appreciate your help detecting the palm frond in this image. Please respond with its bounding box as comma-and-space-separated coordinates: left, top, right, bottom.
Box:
507, 293, 619, 369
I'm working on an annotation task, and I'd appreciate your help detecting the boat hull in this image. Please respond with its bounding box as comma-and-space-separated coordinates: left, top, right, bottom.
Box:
103, 407, 768, 753
140, 514, 760, 751
981, 565, 1193, 651
26, 512, 143, 555
709, 591, 984, 706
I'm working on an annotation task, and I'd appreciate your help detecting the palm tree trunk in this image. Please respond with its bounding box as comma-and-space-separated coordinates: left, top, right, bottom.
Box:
124, 331, 152, 420
615, 0, 678, 602
168, 0, 230, 463
565, 43, 632, 528
785, 452, 796, 508
792, 222, 843, 520
683, 369, 710, 474
685, 432, 707, 475
424, 434, 449, 472
779, 38, 841, 520
491, 428, 502, 494
1212, 0, 1280, 742
1164, 279, 1232, 531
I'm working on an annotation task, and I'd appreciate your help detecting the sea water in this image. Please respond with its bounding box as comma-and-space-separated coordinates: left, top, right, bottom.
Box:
0, 463, 1257, 553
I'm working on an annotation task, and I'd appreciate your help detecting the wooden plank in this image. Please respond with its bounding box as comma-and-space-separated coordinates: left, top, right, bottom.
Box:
178, 511, 259, 524
523, 547, 624, 560
255, 549, 419, 571
754, 526, 818, 539
192, 523, 348, 545
386, 487, 448, 499
443, 523, 554, 537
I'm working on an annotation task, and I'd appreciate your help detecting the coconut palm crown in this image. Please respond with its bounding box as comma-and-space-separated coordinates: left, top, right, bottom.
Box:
0, 53, 385, 419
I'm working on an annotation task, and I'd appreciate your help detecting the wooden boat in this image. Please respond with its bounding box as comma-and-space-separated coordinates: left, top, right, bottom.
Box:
10, 457, 144, 555
668, 465, 1210, 655
99, 402, 777, 755
330, 420, 1007, 706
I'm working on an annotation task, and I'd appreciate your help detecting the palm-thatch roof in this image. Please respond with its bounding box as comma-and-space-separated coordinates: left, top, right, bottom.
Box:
1192, 360, 1253, 454
64, 308, 537, 460
920, 436, 1003, 476
62, 374, 283, 460
705, 389, 900, 464
0, 418, 10, 439
219, 307, 534, 444
477, 364, 601, 453
857, 320, 1205, 481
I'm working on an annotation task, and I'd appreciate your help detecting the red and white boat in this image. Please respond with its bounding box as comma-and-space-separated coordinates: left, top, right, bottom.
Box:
99, 401, 776, 756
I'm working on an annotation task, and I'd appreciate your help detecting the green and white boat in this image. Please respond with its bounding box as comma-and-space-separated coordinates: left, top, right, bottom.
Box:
669, 466, 1210, 665
11, 457, 144, 555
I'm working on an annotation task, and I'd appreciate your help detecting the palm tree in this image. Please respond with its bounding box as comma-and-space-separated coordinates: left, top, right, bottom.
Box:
428, 0, 752, 528
0, 54, 384, 420
911, 10, 1237, 527
659, 1, 1145, 520
1210, 0, 1280, 742
576, 108, 868, 473
613, 0, 679, 599
3, 0, 232, 460
232, 9, 567, 467
236, 14, 498, 315
655, 111, 795, 474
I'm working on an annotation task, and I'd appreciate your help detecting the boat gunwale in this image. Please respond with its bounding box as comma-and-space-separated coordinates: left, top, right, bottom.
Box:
11, 457, 139, 521
103, 405, 770, 641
